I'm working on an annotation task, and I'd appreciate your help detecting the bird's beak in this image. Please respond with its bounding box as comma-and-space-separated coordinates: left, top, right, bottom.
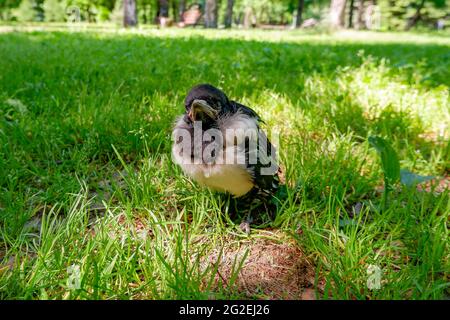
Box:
188, 99, 218, 121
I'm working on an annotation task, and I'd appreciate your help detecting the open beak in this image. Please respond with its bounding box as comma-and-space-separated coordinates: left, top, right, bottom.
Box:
188, 99, 218, 121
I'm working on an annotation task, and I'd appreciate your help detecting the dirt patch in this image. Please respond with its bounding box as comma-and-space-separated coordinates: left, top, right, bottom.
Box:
374, 175, 450, 195
417, 175, 450, 194
201, 232, 316, 299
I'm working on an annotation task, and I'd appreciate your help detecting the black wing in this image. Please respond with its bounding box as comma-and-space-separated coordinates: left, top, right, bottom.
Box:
230, 100, 264, 123
231, 101, 279, 195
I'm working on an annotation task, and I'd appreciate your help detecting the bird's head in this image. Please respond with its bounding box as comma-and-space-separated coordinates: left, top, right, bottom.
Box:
184, 84, 232, 125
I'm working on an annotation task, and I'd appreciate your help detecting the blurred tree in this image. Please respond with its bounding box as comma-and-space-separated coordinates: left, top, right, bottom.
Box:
406, 0, 426, 29
364, 0, 377, 29
329, 0, 347, 27
348, 0, 355, 27
243, 4, 255, 27
97, 5, 111, 21
224, 0, 233, 27
233, 0, 293, 26
12, 0, 37, 21
43, 0, 66, 21
178, 0, 186, 21
404, 0, 447, 29
66, 0, 98, 22
137, 0, 152, 24
0, 0, 21, 20
157, 0, 169, 21
170, 0, 176, 21
110, 0, 123, 23
2, 0, 448, 28
295, 0, 304, 27
356, 0, 365, 29
204, 0, 218, 27
379, 0, 448, 30
123, 0, 137, 26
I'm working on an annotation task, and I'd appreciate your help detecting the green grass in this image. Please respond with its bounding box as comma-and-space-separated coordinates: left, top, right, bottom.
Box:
0, 26, 449, 300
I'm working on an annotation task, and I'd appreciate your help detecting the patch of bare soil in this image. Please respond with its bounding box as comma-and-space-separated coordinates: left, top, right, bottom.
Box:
417, 175, 450, 194
202, 231, 316, 300
374, 175, 450, 195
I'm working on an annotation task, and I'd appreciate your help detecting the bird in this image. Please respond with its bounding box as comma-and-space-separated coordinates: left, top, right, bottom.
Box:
172, 84, 280, 232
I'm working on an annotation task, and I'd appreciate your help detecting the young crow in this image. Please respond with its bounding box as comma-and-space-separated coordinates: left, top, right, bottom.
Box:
172, 84, 280, 232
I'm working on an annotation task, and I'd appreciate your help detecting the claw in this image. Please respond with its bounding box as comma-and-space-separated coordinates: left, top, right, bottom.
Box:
239, 215, 253, 235
239, 221, 251, 235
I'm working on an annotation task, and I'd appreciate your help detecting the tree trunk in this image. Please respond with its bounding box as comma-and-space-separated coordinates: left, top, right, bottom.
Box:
158, 0, 169, 18
171, 0, 178, 22
356, 0, 365, 29
364, 0, 376, 29
348, 0, 355, 28
142, 4, 147, 24
329, 0, 347, 28
123, 0, 137, 27
295, 0, 305, 27
157, 0, 169, 26
224, 0, 234, 28
204, 0, 218, 28
236, 12, 242, 26
405, 0, 426, 30
179, 0, 186, 22
243, 6, 256, 28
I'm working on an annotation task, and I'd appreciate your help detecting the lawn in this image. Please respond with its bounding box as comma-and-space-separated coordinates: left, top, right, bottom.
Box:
0, 26, 449, 300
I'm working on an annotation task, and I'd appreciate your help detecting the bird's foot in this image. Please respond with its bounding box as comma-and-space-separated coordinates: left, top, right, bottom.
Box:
239, 216, 254, 235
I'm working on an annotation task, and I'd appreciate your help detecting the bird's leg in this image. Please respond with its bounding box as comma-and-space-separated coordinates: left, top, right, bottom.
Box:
239, 214, 253, 235
225, 188, 277, 234
236, 189, 261, 234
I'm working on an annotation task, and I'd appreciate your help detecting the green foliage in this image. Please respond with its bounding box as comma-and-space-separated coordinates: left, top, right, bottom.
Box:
369, 135, 400, 210
368, 136, 401, 186
43, 0, 66, 21
12, 0, 37, 21
109, 0, 122, 24
96, 5, 110, 21
2, 0, 449, 29
233, 0, 295, 25
63, 0, 115, 22
369, 136, 440, 210
0, 0, 20, 20
379, 0, 450, 30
